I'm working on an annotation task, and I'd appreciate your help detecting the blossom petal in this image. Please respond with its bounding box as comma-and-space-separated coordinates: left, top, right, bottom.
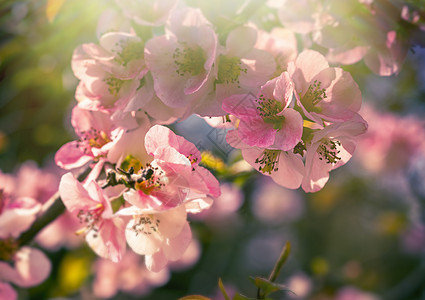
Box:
270, 152, 304, 189
273, 108, 303, 151
0, 197, 40, 239
0, 282, 17, 300
55, 141, 93, 170
163, 222, 192, 261
86, 218, 127, 262
145, 125, 201, 163
59, 173, 99, 215
12, 247, 51, 288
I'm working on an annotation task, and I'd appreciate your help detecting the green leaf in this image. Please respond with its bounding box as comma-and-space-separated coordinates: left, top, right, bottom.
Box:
218, 278, 231, 300
179, 295, 211, 300
232, 293, 257, 300
249, 277, 289, 297
268, 241, 291, 283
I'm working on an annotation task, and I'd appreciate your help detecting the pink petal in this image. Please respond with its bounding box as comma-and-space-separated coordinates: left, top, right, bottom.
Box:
163, 222, 192, 261
239, 48, 276, 88
145, 250, 168, 272
226, 129, 250, 149
222, 93, 259, 118
107, 118, 152, 164
192, 166, 221, 198
273, 72, 294, 110
59, 173, 99, 215
226, 26, 257, 58
55, 141, 93, 170
0, 282, 17, 300
291, 50, 329, 93
71, 106, 113, 134
185, 196, 214, 213
122, 190, 171, 211
145, 125, 201, 163
273, 108, 303, 151
238, 117, 276, 148
125, 218, 163, 256
327, 46, 369, 65
153, 205, 187, 239
82, 42, 114, 62
270, 152, 304, 189
12, 247, 51, 287
316, 68, 362, 122
86, 218, 126, 262
301, 145, 331, 193
0, 198, 40, 239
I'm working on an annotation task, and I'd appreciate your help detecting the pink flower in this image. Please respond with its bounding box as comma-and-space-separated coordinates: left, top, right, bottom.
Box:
222, 72, 303, 151
315, 0, 409, 76
13, 160, 62, 203
72, 31, 147, 110
203, 25, 276, 117
288, 50, 362, 124
0, 247, 51, 288
55, 106, 117, 170
355, 104, 425, 173
226, 129, 305, 189
92, 250, 169, 298
0, 196, 51, 295
55, 106, 153, 172
0, 196, 40, 240
144, 7, 217, 113
301, 115, 367, 192
115, 73, 186, 125
59, 173, 126, 262
104, 125, 220, 271
192, 182, 243, 221
0, 282, 17, 300
117, 205, 191, 272
119, 124, 220, 211
252, 177, 304, 224
335, 286, 379, 300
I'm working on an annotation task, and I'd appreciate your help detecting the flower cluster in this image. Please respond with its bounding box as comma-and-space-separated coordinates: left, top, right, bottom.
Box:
52, 0, 424, 270
0, 164, 58, 300
223, 50, 367, 192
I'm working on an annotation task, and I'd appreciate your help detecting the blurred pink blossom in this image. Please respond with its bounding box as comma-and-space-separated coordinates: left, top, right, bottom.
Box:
92, 250, 170, 298
355, 104, 425, 174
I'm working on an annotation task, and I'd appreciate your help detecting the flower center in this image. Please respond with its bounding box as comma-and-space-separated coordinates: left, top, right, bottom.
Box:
77, 128, 111, 154
76, 203, 104, 237
293, 141, 307, 156
114, 40, 144, 67
302, 80, 327, 112
216, 55, 247, 86
131, 214, 161, 236
186, 154, 198, 165
134, 164, 164, 195
104, 76, 125, 96
255, 149, 281, 174
103, 156, 164, 195
317, 139, 341, 164
173, 43, 206, 76
257, 95, 285, 129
